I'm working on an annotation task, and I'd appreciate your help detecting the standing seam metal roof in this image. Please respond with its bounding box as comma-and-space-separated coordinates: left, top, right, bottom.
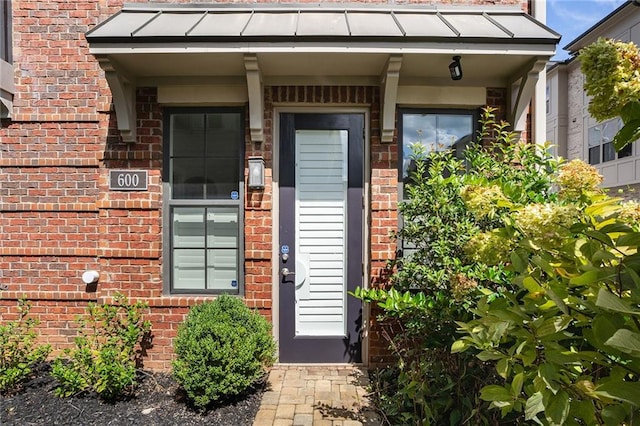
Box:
85, 5, 561, 44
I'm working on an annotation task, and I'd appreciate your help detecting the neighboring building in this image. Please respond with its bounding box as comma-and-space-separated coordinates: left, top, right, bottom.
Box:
547, 0, 640, 197
0, 0, 558, 370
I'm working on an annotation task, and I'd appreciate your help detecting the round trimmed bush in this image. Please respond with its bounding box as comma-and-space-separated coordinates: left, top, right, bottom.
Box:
172, 295, 276, 409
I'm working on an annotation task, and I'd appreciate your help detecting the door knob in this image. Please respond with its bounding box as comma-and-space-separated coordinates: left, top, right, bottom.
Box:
281, 268, 295, 277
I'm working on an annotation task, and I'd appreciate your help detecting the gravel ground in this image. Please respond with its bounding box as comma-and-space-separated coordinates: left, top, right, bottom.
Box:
1, 363, 264, 426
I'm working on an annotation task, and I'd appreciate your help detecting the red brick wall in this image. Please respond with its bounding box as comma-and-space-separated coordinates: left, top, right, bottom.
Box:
1, 0, 526, 371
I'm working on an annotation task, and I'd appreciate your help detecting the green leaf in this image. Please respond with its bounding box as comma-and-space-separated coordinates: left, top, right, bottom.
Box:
511, 251, 527, 273
595, 381, 640, 406
595, 288, 640, 315
477, 350, 504, 361
512, 372, 524, 396
602, 404, 628, 426
604, 329, 640, 358
569, 270, 600, 286
617, 232, 640, 248
585, 230, 613, 246
599, 222, 634, 234
622, 263, 640, 290
532, 256, 554, 276
538, 363, 560, 394
525, 391, 544, 421
591, 314, 623, 348
523, 276, 545, 293
521, 346, 537, 366
620, 101, 640, 124
613, 118, 640, 151
545, 389, 570, 426
537, 316, 571, 338
451, 340, 467, 353
496, 358, 509, 379
480, 385, 512, 402
547, 283, 569, 315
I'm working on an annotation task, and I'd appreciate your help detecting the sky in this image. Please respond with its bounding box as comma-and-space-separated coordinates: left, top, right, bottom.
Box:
547, 0, 628, 61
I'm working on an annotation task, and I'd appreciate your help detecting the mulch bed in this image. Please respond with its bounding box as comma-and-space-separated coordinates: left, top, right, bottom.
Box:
1, 363, 265, 426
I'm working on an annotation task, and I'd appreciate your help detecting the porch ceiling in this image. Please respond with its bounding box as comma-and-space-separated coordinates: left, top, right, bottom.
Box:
85, 4, 560, 143
102, 52, 540, 88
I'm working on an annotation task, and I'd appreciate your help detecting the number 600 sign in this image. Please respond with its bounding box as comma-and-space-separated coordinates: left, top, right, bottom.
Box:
109, 170, 148, 191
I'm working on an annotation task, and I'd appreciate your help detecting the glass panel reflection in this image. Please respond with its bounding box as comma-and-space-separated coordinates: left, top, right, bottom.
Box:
402, 113, 472, 181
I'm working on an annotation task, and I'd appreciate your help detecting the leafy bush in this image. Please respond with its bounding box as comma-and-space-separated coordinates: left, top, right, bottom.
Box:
580, 38, 640, 150
172, 295, 275, 409
454, 167, 640, 425
51, 293, 151, 400
0, 299, 51, 392
354, 107, 561, 425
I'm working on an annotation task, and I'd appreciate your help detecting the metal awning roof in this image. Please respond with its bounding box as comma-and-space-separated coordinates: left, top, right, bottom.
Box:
86, 4, 560, 45
85, 4, 559, 145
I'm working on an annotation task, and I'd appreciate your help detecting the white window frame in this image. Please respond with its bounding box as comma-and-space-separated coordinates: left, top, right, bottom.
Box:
587, 117, 634, 166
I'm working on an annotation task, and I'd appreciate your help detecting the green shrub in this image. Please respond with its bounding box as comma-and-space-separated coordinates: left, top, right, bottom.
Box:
51, 293, 151, 400
353, 107, 561, 425
172, 295, 276, 409
0, 299, 51, 392
454, 178, 640, 424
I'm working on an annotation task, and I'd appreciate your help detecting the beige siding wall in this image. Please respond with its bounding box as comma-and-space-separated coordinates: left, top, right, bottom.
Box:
563, 7, 640, 191
566, 61, 584, 162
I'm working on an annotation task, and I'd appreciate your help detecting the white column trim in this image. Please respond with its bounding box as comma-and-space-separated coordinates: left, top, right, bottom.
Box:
508, 57, 548, 133
380, 54, 403, 143
244, 54, 264, 143
96, 56, 137, 143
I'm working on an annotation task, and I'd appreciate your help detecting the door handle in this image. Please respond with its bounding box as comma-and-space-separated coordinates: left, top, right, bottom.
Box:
281, 268, 295, 277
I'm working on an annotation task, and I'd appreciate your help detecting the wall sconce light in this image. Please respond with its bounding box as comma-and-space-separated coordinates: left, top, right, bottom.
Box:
449, 56, 463, 81
248, 156, 265, 189
82, 270, 100, 284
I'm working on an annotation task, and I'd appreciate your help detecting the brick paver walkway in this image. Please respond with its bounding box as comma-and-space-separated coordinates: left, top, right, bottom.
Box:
252, 365, 381, 426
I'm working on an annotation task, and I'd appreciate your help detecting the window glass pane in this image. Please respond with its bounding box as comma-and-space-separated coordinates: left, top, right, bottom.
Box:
619, 142, 633, 158
171, 114, 205, 157
546, 84, 550, 114
172, 208, 205, 247
206, 113, 242, 158
402, 113, 472, 181
207, 249, 238, 290
207, 208, 239, 248
402, 114, 436, 179
589, 146, 600, 165
172, 158, 206, 199
0, 1, 11, 64
436, 115, 473, 146
588, 126, 601, 147
173, 249, 205, 290
603, 121, 617, 144
205, 158, 239, 199
603, 142, 616, 162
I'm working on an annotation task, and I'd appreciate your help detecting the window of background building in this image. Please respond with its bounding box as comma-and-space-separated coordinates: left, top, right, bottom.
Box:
588, 117, 633, 165
0, 0, 11, 64
164, 109, 244, 294
546, 83, 550, 115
